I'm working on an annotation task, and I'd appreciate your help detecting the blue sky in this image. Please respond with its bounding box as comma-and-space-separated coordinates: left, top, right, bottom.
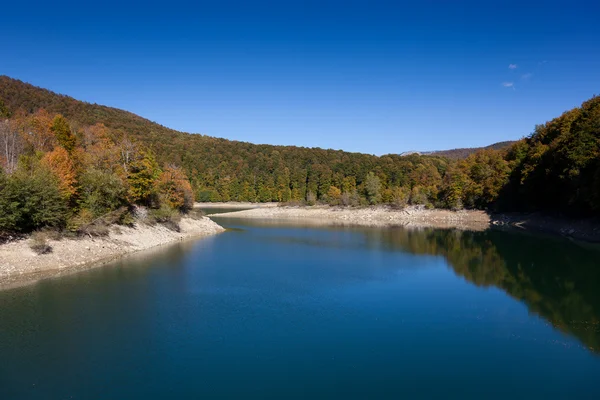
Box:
1, 0, 599, 155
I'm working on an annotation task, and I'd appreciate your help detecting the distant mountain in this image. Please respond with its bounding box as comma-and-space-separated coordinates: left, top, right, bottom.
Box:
399, 141, 517, 159
428, 141, 517, 159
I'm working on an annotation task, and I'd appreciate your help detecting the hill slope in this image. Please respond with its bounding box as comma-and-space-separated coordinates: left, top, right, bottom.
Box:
2, 76, 598, 217
429, 141, 517, 159
0, 76, 452, 204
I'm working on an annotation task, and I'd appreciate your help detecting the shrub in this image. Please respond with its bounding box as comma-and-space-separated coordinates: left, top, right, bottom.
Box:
0, 161, 68, 232
29, 231, 52, 255
148, 204, 181, 232
185, 208, 205, 220
278, 200, 304, 207
79, 169, 128, 217
70, 207, 132, 237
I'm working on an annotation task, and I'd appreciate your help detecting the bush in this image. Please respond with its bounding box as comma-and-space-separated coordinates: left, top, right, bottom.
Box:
70, 207, 132, 237
185, 208, 205, 220
148, 205, 181, 231
0, 161, 68, 232
29, 231, 52, 255
278, 200, 305, 207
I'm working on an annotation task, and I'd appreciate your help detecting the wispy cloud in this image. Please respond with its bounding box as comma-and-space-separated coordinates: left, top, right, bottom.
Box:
508, 64, 518, 70
521, 73, 533, 80
502, 82, 515, 89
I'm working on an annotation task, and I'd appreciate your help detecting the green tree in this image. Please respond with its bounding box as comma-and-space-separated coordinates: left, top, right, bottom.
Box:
365, 172, 381, 204
51, 115, 77, 153
0, 99, 10, 119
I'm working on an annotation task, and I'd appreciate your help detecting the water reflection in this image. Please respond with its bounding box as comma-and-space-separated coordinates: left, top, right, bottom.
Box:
366, 227, 600, 353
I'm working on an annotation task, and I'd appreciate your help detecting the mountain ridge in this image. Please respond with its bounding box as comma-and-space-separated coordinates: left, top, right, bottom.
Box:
0, 75, 509, 158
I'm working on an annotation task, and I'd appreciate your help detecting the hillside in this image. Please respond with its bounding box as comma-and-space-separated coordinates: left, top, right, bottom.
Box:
429, 141, 517, 159
1, 75, 598, 217
399, 141, 517, 159
0, 75, 453, 205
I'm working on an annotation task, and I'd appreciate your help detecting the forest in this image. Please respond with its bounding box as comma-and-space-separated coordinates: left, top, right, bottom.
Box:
1, 75, 599, 237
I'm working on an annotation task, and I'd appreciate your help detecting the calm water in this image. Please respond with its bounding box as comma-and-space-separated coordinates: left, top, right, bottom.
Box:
1, 217, 600, 399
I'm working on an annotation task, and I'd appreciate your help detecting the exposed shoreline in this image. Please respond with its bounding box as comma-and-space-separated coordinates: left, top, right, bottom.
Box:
0, 217, 225, 290
211, 204, 600, 243
211, 205, 491, 230
194, 202, 279, 209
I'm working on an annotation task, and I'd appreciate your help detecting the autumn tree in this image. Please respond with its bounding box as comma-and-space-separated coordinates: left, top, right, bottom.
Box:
127, 150, 161, 205
41, 147, 77, 199
326, 185, 342, 205
25, 109, 56, 152
157, 165, 195, 211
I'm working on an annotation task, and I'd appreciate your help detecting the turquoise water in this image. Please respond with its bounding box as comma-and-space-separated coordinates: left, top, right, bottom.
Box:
1, 218, 599, 399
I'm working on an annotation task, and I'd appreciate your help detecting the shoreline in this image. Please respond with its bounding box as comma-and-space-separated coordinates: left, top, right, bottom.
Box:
210, 204, 600, 243
0, 217, 225, 291
195, 202, 278, 209
211, 205, 491, 230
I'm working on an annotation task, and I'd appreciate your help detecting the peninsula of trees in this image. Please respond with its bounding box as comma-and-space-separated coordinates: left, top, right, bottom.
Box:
0, 75, 598, 236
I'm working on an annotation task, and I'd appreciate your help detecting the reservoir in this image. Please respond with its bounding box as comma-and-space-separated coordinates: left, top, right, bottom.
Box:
1, 217, 599, 398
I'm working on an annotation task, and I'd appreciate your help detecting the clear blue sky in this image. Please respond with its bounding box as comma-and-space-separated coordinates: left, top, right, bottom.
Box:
1, 0, 599, 155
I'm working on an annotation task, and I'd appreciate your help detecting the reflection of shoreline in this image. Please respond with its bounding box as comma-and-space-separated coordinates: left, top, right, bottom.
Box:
0, 217, 225, 291
373, 227, 600, 354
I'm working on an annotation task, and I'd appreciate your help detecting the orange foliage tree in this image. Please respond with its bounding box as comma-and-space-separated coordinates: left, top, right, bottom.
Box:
26, 109, 56, 152
42, 147, 77, 199
157, 165, 194, 210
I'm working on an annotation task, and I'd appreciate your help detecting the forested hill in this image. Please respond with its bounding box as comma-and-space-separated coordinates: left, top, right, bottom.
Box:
1, 75, 599, 218
0, 75, 455, 204
429, 141, 517, 160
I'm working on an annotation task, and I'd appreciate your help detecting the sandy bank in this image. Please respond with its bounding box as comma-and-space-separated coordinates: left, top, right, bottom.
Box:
212, 205, 491, 230
0, 217, 225, 290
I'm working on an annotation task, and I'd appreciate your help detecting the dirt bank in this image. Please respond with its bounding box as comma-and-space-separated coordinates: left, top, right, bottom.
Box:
0, 217, 225, 290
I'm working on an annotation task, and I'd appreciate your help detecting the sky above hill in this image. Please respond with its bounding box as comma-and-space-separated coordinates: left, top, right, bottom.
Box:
1, 0, 599, 155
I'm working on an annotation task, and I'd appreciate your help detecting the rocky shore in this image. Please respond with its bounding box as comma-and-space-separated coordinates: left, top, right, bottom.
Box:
0, 217, 225, 290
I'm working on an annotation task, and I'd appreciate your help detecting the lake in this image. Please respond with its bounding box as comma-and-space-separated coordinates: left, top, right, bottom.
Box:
1, 217, 599, 399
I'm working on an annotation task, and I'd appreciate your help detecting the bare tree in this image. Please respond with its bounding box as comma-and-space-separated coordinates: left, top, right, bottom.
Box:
118, 135, 138, 173
0, 119, 24, 174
